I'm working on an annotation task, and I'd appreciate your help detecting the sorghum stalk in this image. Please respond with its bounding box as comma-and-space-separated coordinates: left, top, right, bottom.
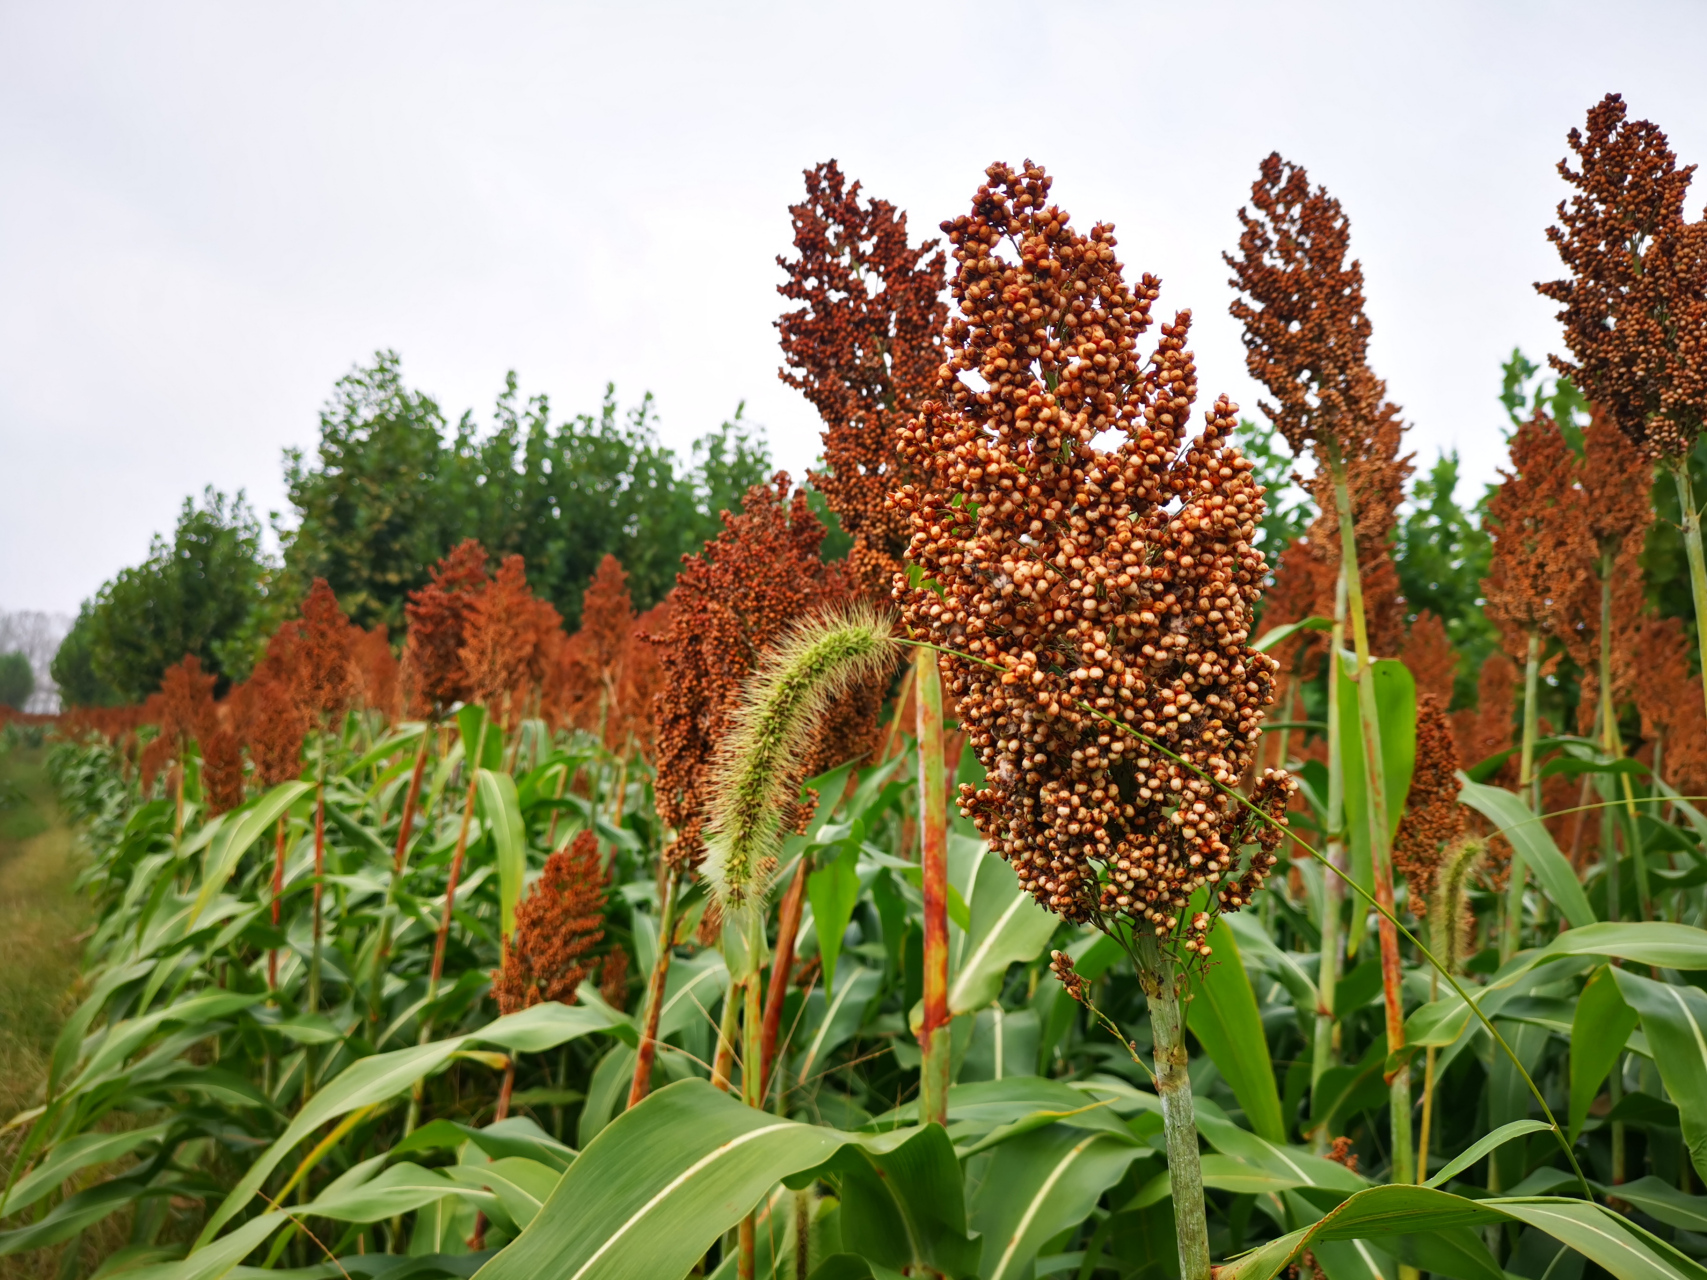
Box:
759, 857, 811, 1101
1502, 629, 1540, 960
627, 867, 682, 1108
739, 911, 766, 1280
1666, 454, 1707, 727
1313, 567, 1349, 1122
1417, 837, 1483, 1181
916, 646, 951, 1128
428, 720, 488, 1002
711, 974, 741, 1092
268, 814, 287, 990
371, 727, 433, 1021
1142, 941, 1210, 1280
1329, 449, 1412, 1185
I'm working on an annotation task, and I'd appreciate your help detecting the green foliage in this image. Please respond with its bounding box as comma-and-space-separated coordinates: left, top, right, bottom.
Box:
283, 352, 773, 628
0, 652, 33, 711
1395, 453, 1496, 707
48, 603, 120, 707
56, 488, 278, 703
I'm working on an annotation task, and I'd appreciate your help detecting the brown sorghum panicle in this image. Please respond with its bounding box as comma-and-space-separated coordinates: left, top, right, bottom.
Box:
777, 161, 947, 597
892, 161, 1291, 952
651, 474, 881, 869
294, 579, 356, 723
492, 829, 610, 1014
1538, 94, 1707, 459
1393, 693, 1465, 907
1482, 407, 1584, 660
403, 539, 490, 718
459, 555, 561, 730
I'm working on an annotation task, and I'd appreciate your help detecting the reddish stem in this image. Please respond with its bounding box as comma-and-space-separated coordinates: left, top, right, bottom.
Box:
916, 648, 950, 1127
392, 730, 432, 873
429, 770, 482, 994
627, 868, 681, 1108
759, 857, 809, 1100
269, 814, 286, 989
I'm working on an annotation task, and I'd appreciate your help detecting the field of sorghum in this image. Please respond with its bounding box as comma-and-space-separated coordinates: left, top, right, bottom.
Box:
8, 90, 1707, 1280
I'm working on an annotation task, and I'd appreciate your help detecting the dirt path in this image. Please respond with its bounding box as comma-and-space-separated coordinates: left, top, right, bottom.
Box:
0, 743, 90, 1128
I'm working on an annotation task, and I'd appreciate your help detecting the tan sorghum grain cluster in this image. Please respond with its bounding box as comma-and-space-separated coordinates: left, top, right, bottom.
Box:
651, 474, 884, 870
1539, 94, 1707, 459
891, 161, 1293, 951
777, 161, 947, 597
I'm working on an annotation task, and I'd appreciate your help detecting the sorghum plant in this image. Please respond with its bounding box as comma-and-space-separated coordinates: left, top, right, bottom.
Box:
1227, 153, 1417, 1177
1540, 93, 1707, 718
892, 159, 1293, 1280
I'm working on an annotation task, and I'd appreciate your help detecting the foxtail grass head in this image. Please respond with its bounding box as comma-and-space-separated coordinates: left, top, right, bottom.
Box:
702, 606, 899, 915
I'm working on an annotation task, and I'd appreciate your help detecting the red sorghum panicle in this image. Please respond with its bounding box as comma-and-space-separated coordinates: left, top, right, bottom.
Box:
651, 474, 879, 869
1393, 693, 1466, 907
403, 539, 491, 718
460, 555, 561, 729
491, 829, 610, 1014
1399, 612, 1458, 708
294, 579, 356, 723
349, 624, 401, 721
202, 724, 245, 816
777, 161, 947, 596
1482, 407, 1583, 660
1633, 614, 1707, 798
891, 161, 1291, 952
1538, 93, 1707, 458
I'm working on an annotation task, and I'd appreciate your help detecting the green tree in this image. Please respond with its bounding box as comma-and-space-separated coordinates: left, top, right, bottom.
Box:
1395, 453, 1498, 707
0, 652, 33, 711
282, 352, 459, 630
66, 488, 276, 702
283, 354, 772, 629
49, 603, 121, 708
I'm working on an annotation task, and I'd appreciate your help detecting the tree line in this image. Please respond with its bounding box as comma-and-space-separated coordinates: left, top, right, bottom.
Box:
52, 352, 776, 705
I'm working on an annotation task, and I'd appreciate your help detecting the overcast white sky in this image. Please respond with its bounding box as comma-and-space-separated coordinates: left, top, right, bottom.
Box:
4, 1, 1705, 616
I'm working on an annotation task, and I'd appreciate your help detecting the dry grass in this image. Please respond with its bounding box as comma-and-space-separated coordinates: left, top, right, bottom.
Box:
0, 745, 108, 1278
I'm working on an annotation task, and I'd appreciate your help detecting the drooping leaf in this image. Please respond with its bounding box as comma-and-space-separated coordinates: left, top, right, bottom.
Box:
191, 780, 314, 926
946, 844, 1057, 1016
1422, 1119, 1551, 1187
834, 1123, 980, 1277
1456, 777, 1594, 927
1612, 968, 1707, 1180
1187, 916, 1286, 1143
968, 1123, 1145, 1280
476, 768, 526, 942
1571, 966, 1640, 1140
472, 1080, 853, 1280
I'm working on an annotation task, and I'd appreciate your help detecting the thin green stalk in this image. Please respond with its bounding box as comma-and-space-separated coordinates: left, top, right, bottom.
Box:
1141, 941, 1209, 1280
1670, 458, 1707, 726
916, 646, 951, 1128
739, 912, 765, 1280
1313, 567, 1349, 1130
1328, 449, 1412, 1186
1503, 629, 1540, 961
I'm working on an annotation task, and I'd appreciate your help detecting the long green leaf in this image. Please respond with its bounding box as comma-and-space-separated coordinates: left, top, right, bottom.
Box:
307, 1162, 493, 1223
1254, 616, 1333, 653
968, 1124, 1144, 1280
1612, 968, 1707, 1180
1456, 776, 1594, 927
1572, 966, 1640, 1139
477, 768, 526, 941
1219, 1186, 1704, 1280
835, 1124, 979, 1277
0, 1121, 171, 1216
473, 1080, 853, 1280
191, 780, 314, 927
947, 845, 1057, 1016
1422, 1119, 1550, 1187
1187, 916, 1285, 1143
